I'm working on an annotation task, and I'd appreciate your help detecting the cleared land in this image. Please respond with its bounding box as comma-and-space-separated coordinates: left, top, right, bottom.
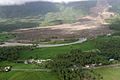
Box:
13, 20, 113, 43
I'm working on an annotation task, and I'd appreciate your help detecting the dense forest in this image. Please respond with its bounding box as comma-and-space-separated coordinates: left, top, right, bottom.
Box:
0, 46, 34, 61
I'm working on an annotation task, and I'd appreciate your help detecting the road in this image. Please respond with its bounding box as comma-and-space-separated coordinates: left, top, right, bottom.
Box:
12, 69, 51, 72
37, 38, 87, 48
92, 64, 120, 69
83, 64, 120, 69
0, 38, 87, 48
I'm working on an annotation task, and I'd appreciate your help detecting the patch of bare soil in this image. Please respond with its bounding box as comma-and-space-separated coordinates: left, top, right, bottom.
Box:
12, 19, 113, 43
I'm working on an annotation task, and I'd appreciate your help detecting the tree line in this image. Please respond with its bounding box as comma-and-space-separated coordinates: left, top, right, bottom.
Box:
0, 46, 34, 61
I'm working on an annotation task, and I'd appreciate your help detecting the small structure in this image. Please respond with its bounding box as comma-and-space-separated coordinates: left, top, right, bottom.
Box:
109, 59, 115, 62
24, 59, 52, 64
106, 33, 111, 36
91, 64, 97, 67
0, 66, 12, 72
4, 66, 11, 72
85, 65, 90, 68
98, 63, 102, 66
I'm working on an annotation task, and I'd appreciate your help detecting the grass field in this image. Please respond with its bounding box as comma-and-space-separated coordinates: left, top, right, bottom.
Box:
20, 40, 96, 59
0, 71, 59, 80
95, 67, 120, 80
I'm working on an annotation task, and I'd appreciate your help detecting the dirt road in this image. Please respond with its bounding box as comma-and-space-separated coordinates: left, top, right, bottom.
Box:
0, 38, 87, 47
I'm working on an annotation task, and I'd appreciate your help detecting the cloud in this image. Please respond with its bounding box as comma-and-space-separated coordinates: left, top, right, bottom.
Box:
0, 0, 24, 5
0, 0, 87, 5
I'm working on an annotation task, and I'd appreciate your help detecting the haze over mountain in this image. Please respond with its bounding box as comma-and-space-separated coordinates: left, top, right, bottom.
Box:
0, 0, 89, 5
0, 0, 119, 18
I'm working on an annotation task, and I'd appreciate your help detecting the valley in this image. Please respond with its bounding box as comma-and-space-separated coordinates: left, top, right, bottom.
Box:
0, 0, 120, 80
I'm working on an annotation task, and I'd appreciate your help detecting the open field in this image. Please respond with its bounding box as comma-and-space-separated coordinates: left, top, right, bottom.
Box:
95, 67, 120, 80
0, 71, 59, 80
0, 61, 40, 69
19, 36, 114, 59
19, 40, 95, 59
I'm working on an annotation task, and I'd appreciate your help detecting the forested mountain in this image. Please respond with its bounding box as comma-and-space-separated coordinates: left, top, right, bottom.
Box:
0, 1, 58, 18
0, 0, 120, 32
0, 0, 97, 18
0, 0, 120, 18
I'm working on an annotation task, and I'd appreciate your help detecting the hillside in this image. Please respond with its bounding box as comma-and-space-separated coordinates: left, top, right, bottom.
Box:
0, 1, 58, 18
0, 0, 120, 80
0, 1, 97, 18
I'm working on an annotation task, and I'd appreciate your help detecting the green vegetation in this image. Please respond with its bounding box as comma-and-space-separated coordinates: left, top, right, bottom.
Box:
0, 0, 97, 18
95, 36, 120, 60
0, 46, 33, 61
0, 61, 40, 69
46, 49, 107, 80
0, 7, 86, 32
1, 36, 120, 80
95, 67, 120, 80
2, 36, 120, 60
0, 33, 15, 42
0, 71, 59, 80
0, 39, 95, 61
45, 35, 120, 80
45, 39, 79, 44
20, 40, 95, 59
0, 1, 96, 32
109, 16, 120, 31
41, 7, 85, 26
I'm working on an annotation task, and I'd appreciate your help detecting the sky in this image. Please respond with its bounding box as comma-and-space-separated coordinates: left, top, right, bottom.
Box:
0, 0, 88, 5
